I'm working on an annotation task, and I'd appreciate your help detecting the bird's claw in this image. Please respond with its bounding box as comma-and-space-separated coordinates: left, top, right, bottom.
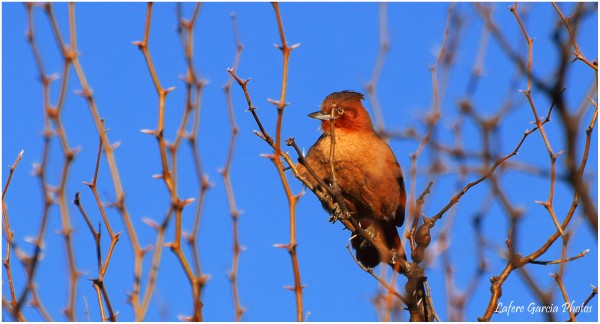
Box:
328, 213, 338, 223
358, 227, 377, 249
328, 207, 350, 223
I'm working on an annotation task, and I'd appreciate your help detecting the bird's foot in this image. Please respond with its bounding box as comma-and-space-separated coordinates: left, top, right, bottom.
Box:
328, 214, 337, 223
328, 206, 351, 223
358, 226, 377, 249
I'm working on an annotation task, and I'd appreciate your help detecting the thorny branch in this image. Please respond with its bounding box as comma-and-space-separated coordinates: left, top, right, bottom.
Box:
20, 3, 82, 320
222, 12, 246, 322
267, 3, 305, 321
175, 4, 212, 310
33, 2, 148, 317
174, 3, 211, 320
2, 151, 25, 321
365, 2, 390, 133
551, 2, 598, 71
571, 285, 598, 320
229, 2, 307, 321
477, 3, 597, 321
135, 3, 206, 321
476, 2, 598, 234
74, 121, 119, 322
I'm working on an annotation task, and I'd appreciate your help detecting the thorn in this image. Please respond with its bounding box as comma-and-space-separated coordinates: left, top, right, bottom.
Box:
152, 174, 163, 179
254, 131, 266, 140
140, 129, 157, 135
267, 98, 289, 108
177, 74, 188, 82
199, 274, 212, 283
47, 73, 60, 82
24, 236, 41, 247
182, 197, 196, 206
178, 315, 192, 321
71, 146, 83, 156
273, 243, 288, 249
283, 285, 294, 291
141, 245, 154, 255
141, 218, 159, 230
110, 141, 121, 150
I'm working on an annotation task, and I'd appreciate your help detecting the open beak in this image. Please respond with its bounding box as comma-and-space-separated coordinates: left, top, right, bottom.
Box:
308, 111, 334, 121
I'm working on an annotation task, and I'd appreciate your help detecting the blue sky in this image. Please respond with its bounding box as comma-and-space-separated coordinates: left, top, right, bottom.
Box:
2, 2, 598, 321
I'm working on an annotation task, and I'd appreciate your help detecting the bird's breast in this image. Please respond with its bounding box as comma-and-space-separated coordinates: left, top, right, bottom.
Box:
305, 130, 404, 223
319, 132, 381, 160
313, 132, 390, 182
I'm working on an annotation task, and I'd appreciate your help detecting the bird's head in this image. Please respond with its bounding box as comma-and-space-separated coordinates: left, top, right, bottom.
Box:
308, 90, 375, 134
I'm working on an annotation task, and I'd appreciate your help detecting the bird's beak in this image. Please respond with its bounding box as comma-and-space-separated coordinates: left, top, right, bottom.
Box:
308, 111, 334, 121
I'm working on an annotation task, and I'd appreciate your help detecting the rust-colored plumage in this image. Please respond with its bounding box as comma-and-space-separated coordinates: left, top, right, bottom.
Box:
299, 90, 406, 268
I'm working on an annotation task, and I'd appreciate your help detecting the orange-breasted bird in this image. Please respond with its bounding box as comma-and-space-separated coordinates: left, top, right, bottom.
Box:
299, 90, 406, 268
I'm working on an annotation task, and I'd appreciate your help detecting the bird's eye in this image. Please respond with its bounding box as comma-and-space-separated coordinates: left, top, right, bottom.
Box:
336, 108, 344, 115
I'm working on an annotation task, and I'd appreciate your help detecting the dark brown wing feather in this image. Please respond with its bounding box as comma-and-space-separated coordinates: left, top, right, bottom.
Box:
395, 168, 406, 227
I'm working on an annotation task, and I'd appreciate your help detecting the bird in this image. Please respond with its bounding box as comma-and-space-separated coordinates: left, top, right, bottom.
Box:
298, 90, 406, 268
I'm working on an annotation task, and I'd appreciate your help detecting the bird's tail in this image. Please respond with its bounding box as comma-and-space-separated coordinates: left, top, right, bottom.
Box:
351, 220, 403, 268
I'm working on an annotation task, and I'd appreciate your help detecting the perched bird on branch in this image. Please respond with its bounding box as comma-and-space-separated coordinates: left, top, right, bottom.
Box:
298, 90, 406, 268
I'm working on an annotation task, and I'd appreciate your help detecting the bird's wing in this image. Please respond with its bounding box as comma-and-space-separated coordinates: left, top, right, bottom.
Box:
395, 169, 406, 227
